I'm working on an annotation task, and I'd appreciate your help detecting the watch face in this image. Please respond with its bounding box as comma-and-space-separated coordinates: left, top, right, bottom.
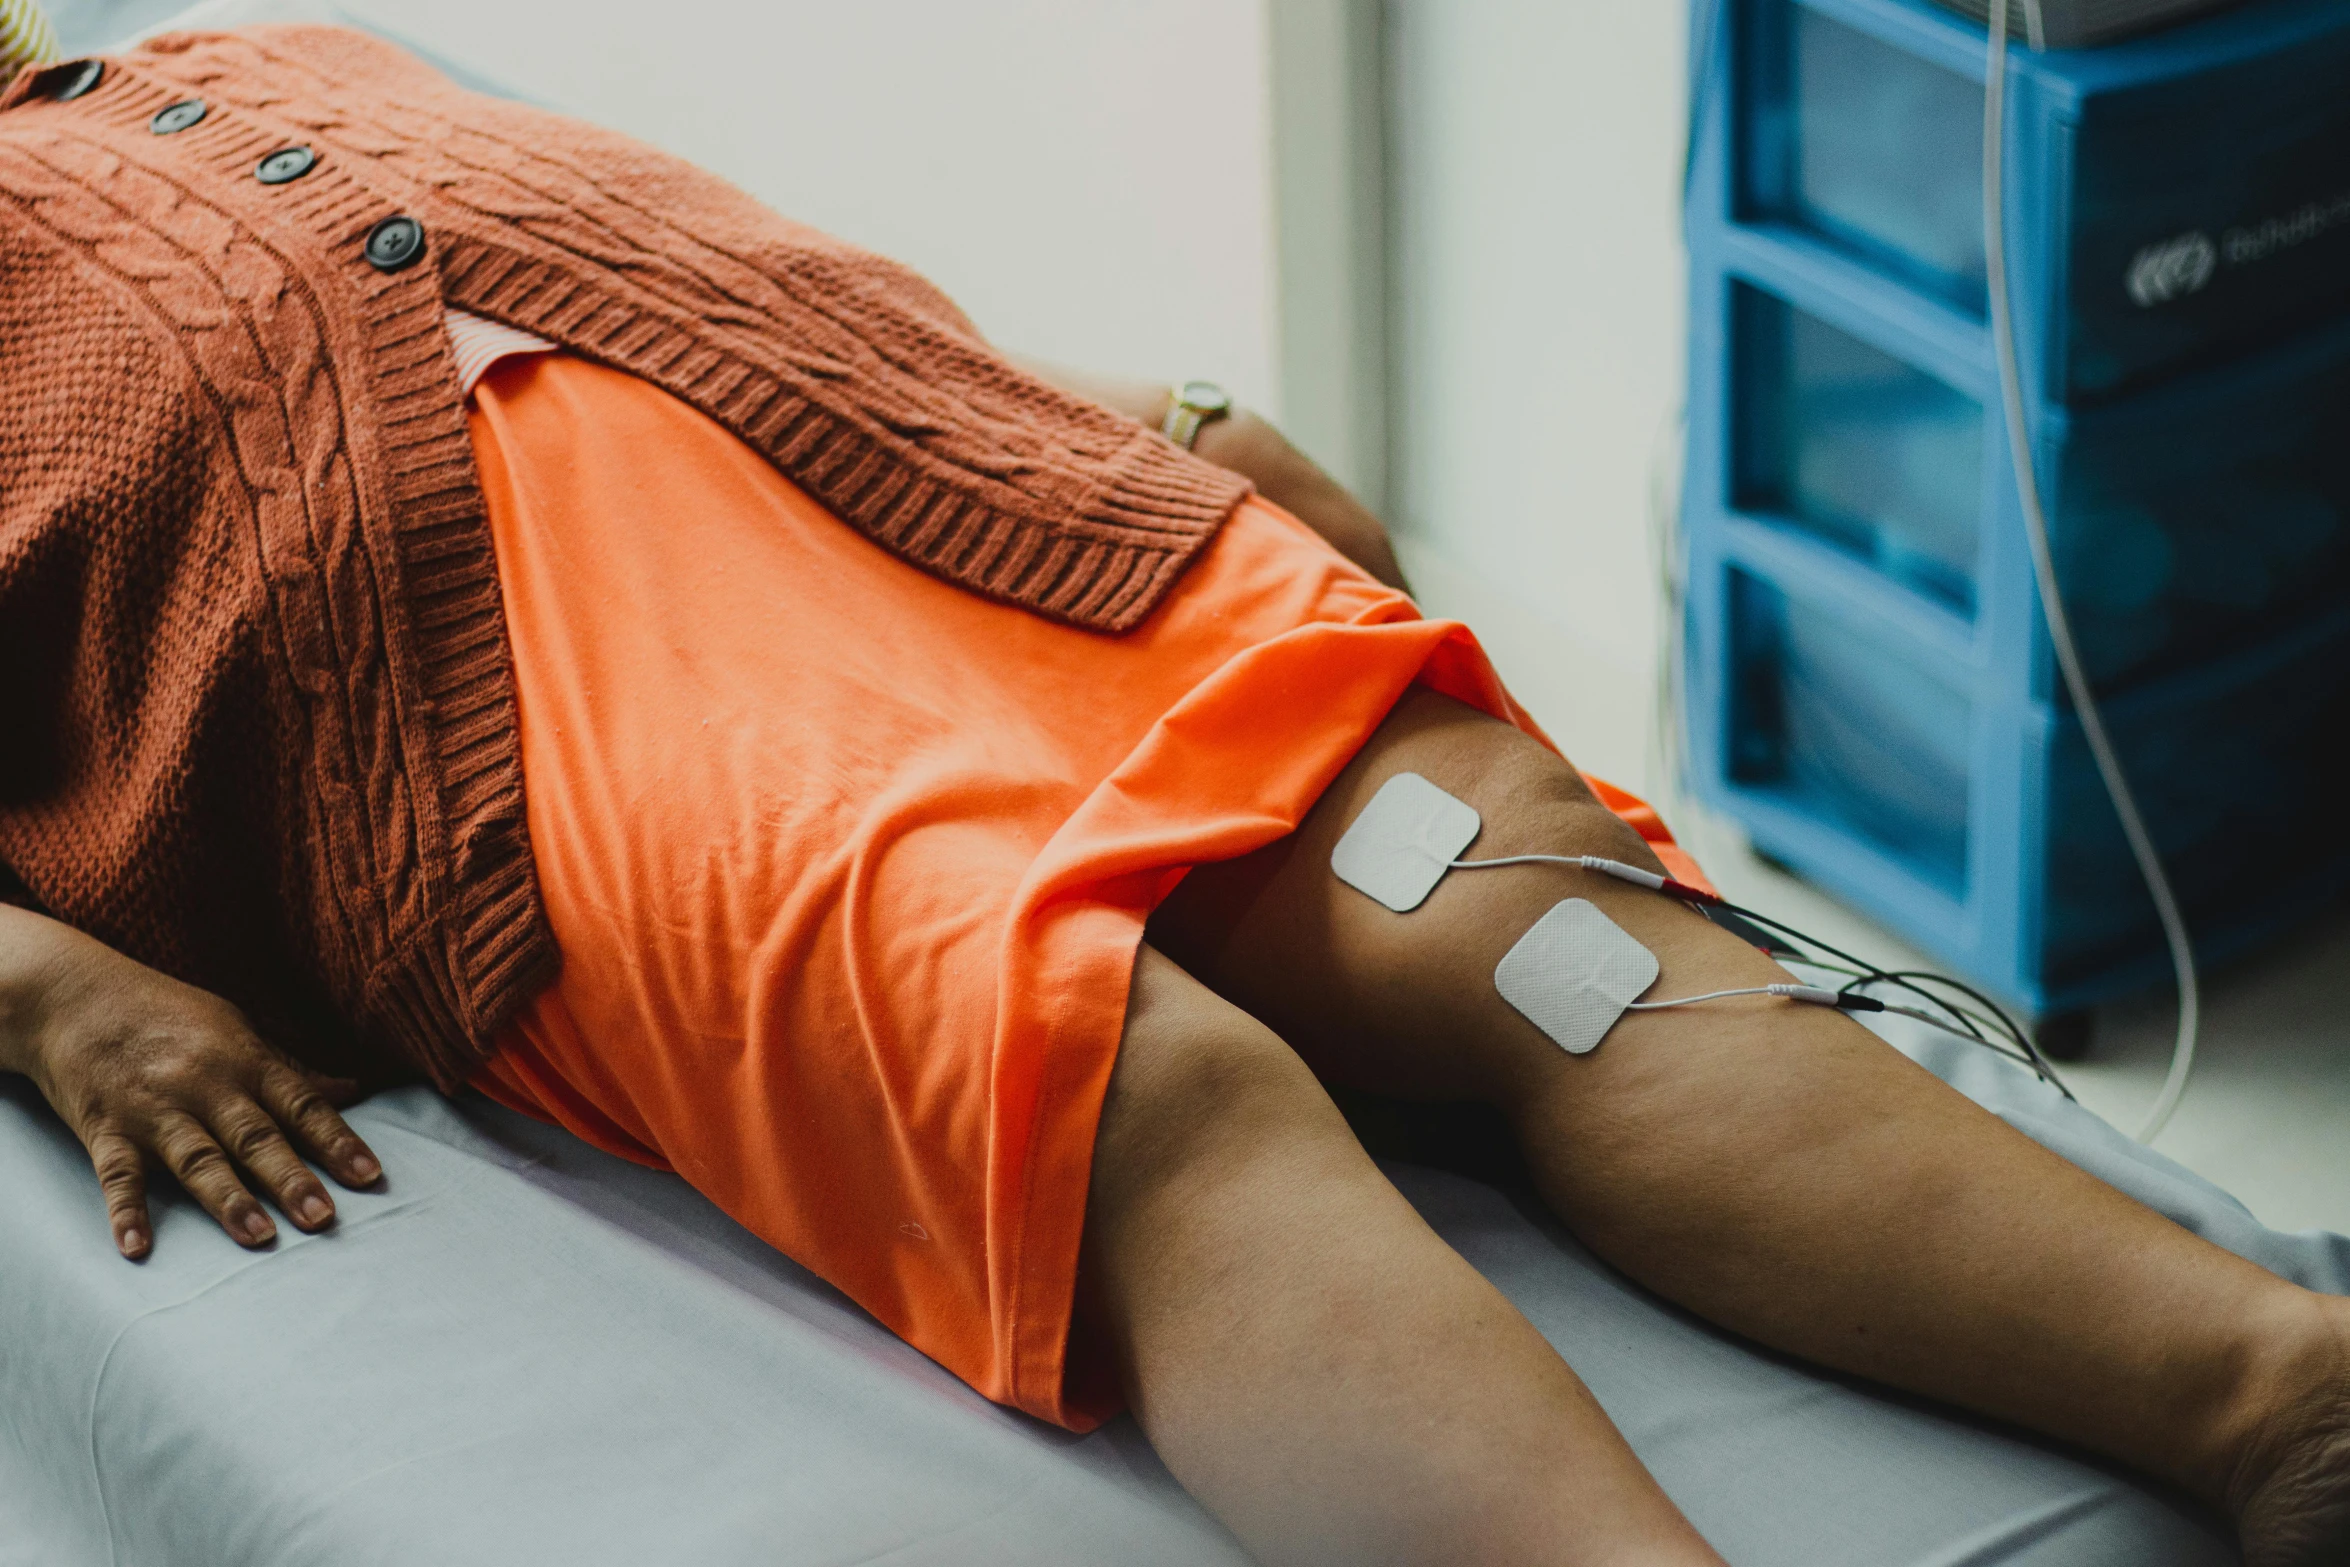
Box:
1178, 380, 1232, 415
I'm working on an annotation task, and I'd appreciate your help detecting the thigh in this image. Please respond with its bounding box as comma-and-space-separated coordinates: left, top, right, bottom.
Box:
1081, 945, 1725, 1566
1147, 687, 1781, 1106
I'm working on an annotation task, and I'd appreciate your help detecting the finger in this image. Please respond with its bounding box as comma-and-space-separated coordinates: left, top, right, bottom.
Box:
297, 1065, 365, 1111
85, 1127, 152, 1260
209, 1096, 338, 1232
256, 1062, 381, 1188
152, 1113, 276, 1247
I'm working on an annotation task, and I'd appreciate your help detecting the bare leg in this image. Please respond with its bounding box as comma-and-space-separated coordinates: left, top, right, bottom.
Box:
1149, 689, 2350, 1566
1083, 945, 1726, 1566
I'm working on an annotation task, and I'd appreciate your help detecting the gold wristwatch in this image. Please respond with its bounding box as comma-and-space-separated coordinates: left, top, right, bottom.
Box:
1161, 380, 1233, 450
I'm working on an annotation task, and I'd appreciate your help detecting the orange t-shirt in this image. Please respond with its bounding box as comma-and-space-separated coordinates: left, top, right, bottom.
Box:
461, 351, 1701, 1427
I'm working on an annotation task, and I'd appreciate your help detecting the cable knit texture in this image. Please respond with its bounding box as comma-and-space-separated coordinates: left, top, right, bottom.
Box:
0, 26, 1250, 1087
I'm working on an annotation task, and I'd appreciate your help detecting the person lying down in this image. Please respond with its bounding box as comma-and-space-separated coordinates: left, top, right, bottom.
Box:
0, 24, 2343, 1567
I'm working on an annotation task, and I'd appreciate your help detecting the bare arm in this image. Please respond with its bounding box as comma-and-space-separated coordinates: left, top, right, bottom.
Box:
1013, 358, 1411, 594
0, 902, 381, 1259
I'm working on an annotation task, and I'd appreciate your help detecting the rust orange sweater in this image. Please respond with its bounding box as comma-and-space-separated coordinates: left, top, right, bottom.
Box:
0, 26, 1248, 1087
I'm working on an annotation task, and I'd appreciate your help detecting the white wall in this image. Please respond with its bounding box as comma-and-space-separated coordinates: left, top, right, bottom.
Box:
1266, 0, 1388, 503
1385, 0, 1690, 787
340, 0, 1285, 414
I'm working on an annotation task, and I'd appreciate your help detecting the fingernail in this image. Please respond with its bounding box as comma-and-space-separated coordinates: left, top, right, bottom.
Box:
119, 1229, 146, 1258
348, 1152, 380, 1182
241, 1210, 275, 1244
297, 1194, 332, 1228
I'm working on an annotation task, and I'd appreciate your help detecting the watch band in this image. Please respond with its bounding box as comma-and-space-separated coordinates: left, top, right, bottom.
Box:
1161, 379, 1233, 450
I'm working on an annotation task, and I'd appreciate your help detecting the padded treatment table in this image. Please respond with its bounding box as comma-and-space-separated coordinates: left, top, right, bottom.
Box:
16, 7, 2349, 1559
4, 1014, 2344, 1566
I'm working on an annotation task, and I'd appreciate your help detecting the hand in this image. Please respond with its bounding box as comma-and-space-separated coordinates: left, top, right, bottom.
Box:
0, 905, 382, 1259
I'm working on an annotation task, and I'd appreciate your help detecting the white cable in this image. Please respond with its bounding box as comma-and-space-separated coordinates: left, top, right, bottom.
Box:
1626, 986, 1804, 1010
1456, 853, 1709, 893
1881, 999, 2063, 1071
1455, 853, 2079, 1085
2011, 0, 2048, 52
1631, 982, 1854, 1011
1630, 984, 2062, 1075
1451, 853, 1644, 876
1629, 986, 1778, 1010
1984, 0, 2199, 1142
1803, 960, 2014, 1034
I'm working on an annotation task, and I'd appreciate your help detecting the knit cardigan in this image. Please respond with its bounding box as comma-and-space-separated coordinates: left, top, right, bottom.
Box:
0, 26, 1249, 1087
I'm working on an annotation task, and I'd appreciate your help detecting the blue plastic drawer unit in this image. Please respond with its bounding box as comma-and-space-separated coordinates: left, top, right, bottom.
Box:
1732, 281, 2350, 690
1736, 0, 2350, 402
1717, 575, 2350, 1005
1724, 573, 1976, 892
2037, 317, 2350, 689
1733, 286, 1987, 614
1682, 0, 2350, 1014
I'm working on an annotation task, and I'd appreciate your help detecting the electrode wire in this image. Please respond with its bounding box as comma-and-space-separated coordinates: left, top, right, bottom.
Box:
1630, 986, 1781, 1010
1447, 851, 2070, 1095
1452, 849, 1958, 1006
1985, 0, 2197, 1141
1879, 1002, 2010, 1049
1720, 907, 2063, 1089
1859, 968, 2050, 1065
1792, 958, 2019, 1046
1687, 896, 2064, 1092
1628, 973, 2044, 1068
1451, 853, 1630, 874
1835, 964, 2041, 1060
1880, 1007, 2047, 1075
1844, 976, 1999, 1049
1837, 968, 2060, 1080
1629, 985, 1828, 1011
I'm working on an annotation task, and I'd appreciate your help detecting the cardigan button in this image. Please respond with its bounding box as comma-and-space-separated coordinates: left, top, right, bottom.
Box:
255, 145, 317, 185
150, 98, 207, 134
363, 215, 427, 272
43, 60, 105, 101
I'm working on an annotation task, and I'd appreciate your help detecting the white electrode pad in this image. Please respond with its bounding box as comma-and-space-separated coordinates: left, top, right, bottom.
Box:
1493, 899, 1660, 1056
1331, 771, 1483, 912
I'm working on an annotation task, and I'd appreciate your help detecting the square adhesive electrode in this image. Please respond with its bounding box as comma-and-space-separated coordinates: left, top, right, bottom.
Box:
1331, 771, 1483, 912
1494, 899, 1660, 1056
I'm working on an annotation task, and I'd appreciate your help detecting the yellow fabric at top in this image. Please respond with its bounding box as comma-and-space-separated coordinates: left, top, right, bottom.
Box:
0, 0, 58, 86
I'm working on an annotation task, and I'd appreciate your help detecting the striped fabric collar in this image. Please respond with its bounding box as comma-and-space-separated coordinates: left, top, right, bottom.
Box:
0, 0, 59, 90
445, 307, 557, 397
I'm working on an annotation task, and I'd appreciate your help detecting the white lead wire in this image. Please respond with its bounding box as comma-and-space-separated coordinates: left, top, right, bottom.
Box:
1631, 983, 1844, 1011
1450, 854, 1671, 890
1627, 985, 2057, 1068
1985, 0, 2199, 1143
1628, 986, 1783, 1011
1452, 846, 2078, 1086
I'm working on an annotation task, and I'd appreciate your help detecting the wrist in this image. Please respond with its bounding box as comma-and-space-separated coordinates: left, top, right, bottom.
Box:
1188, 406, 1280, 480
0, 904, 81, 1078
1160, 379, 1234, 451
